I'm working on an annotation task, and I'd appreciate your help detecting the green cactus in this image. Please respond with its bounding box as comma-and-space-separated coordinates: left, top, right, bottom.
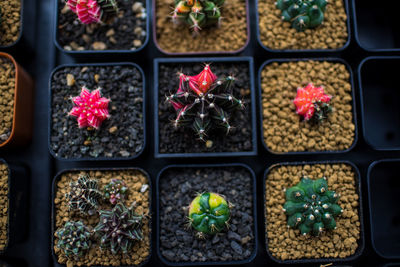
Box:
56, 221, 92, 258
276, 0, 327, 32
283, 177, 343, 236
172, 0, 225, 32
188, 192, 231, 238
66, 174, 103, 216
94, 203, 144, 254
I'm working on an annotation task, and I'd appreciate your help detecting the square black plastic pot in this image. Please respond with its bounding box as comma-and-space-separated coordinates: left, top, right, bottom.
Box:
0, 0, 24, 51
152, 0, 250, 56
367, 159, 400, 259
256, 0, 351, 53
51, 167, 153, 267
156, 163, 258, 266
53, 0, 150, 58
0, 159, 29, 254
353, 0, 400, 52
263, 160, 365, 264
258, 57, 358, 155
154, 57, 257, 158
358, 57, 400, 150
48, 62, 146, 161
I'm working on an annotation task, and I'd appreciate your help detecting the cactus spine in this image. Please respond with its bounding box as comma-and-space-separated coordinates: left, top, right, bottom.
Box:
188, 192, 230, 238
172, 0, 224, 32
56, 221, 92, 258
276, 0, 327, 31
283, 177, 343, 236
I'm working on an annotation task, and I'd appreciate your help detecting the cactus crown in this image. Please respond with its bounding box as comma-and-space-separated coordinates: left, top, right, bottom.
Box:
68, 86, 111, 130
276, 0, 327, 31
283, 177, 343, 236
188, 192, 230, 238
66, 0, 118, 24
172, 0, 225, 32
94, 202, 144, 254
103, 179, 128, 205
66, 175, 103, 215
293, 83, 332, 123
166, 64, 244, 141
56, 221, 92, 258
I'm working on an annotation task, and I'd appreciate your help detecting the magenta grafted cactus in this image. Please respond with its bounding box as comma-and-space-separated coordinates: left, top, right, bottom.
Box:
166, 64, 244, 141
68, 86, 110, 129
66, 0, 118, 24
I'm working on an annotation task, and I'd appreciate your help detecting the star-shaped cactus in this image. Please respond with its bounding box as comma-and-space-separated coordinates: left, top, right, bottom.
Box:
68, 86, 110, 129
293, 83, 332, 123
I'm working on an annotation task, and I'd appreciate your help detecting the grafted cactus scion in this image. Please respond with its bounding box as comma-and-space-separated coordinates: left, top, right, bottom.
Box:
65, 0, 118, 24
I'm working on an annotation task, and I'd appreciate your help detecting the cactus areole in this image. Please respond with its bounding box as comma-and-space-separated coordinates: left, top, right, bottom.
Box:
283, 177, 343, 236
293, 83, 332, 123
188, 192, 230, 237
65, 0, 118, 24
166, 64, 244, 141
276, 0, 327, 32
68, 86, 111, 130
56, 221, 92, 258
172, 0, 224, 32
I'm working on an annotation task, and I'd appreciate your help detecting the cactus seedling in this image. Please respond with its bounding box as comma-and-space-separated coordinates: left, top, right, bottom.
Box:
166, 64, 244, 141
56, 221, 92, 258
68, 86, 111, 130
65, 0, 118, 24
94, 202, 144, 254
103, 178, 128, 205
283, 177, 343, 236
276, 0, 327, 32
293, 83, 332, 123
66, 174, 103, 215
188, 192, 231, 238
171, 0, 224, 33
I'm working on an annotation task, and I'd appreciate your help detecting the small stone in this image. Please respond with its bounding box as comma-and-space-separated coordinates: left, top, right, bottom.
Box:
106, 29, 115, 37
92, 41, 107, 50
133, 39, 142, 47
84, 140, 92, 146
94, 74, 100, 83
109, 126, 118, 134
140, 184, 148, 193
132, 2, 143, 13
66, 74, 75, 86
120, 151, 130, 157
205, 140, 213, 148
230, 240, 243, 254
211, 235, 220, 244
227, 231, 242, 242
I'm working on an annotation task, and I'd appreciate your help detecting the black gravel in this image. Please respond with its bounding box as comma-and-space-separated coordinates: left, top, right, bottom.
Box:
158, 62, 254, 154
50, 65, 144, 159
57, 0, 147, 50
158, 166, 256, 263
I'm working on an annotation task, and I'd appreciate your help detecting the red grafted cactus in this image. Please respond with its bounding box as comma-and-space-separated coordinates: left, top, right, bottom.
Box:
68, 86, 110, 129
66, 0, 118, 24
293, 83, 332, 123
166, 64, 244, 141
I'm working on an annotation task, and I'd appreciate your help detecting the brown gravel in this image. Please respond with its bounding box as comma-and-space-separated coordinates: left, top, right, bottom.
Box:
265, 163, 361, 260
261, 60, 355, 153
0, 163, 8, 251
258, 0, 348, 50
155, 0, 248, 53
0, 0, 22, 46
0, 57, 15, 144
54, 170, 151, 266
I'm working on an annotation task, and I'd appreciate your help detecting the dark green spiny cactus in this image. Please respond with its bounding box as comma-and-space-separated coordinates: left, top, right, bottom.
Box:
56, 221, 92, 258
276, 0, 327, 31
94, 203, 144, 254
172, 0, 225, 32
283, 177, 343, 236
66, 174, 103, 216
188, 192, 231, 238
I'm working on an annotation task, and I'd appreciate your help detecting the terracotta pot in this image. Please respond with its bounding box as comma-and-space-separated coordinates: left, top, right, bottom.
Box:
0, 52, 34, 148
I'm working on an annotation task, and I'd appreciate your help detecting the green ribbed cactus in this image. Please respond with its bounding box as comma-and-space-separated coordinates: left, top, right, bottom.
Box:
188, 192, 231, 238
56, 221, 92, 258
171, 0, 225, 32
283, 177, 343, 236
276, 0, 327, 32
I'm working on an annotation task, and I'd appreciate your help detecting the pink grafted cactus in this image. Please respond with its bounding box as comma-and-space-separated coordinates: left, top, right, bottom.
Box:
68, 86, 110, 129
65, 0, 118, 24
293, 83, 333, 123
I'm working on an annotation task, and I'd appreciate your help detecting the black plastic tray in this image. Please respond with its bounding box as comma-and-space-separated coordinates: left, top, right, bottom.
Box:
0, 0, 400, 266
